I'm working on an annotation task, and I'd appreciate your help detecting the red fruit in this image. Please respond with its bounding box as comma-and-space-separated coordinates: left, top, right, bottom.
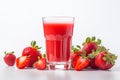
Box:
34, 56, 46, 70
71, 52, 82, 67
22, 41, 42, 67
87, 46, 108, 69
16, 56, 30, 69
82, 37, 101, 69
73, 56, 89, 71
88, 58, 98, 69
95, 51, 117, 70
71, 52, 82, 63
71, 45, 82, 67
82, 37, 101, 56
82, 42, 98, 56
3, 51, 16, 66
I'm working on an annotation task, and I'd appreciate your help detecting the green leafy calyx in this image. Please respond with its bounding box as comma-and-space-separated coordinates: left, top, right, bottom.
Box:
103, 52, 117, 65
72, 45, 81, 53
4, 51, 14, 55
31, 40, 42, 50
43, 54, 46, 58
82, 36, 101, 46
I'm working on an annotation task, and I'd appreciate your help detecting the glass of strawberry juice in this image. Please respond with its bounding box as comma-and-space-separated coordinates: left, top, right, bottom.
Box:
42, 17, 74, 70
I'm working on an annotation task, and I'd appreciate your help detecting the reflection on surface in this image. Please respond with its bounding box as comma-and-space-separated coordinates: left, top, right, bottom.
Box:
46, 70, 71, 80
0, 67, 120, 80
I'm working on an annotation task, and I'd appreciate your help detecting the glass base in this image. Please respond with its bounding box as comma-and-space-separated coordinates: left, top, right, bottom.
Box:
47, 62, 71, 70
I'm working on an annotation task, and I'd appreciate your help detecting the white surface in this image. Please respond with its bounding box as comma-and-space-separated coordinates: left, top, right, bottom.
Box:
0, 65, 120, 80
0, 0, 120, 79
0, 55, 120, 80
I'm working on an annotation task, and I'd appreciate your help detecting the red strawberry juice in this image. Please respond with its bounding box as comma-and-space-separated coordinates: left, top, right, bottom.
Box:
43, 17, 74, 69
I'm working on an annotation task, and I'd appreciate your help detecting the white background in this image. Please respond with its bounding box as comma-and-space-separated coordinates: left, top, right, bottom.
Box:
0, 0, 120, 80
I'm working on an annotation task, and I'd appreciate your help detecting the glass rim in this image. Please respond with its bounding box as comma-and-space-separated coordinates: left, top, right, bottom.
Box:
42, 16, 75, 23
42, 16, 74, 18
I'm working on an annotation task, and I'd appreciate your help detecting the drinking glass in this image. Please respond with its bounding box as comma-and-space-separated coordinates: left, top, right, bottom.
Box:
42, 17, 74, 70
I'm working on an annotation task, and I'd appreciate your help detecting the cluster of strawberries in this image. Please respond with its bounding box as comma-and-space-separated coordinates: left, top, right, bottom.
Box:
71, 36, 117, 71
3, 41, 46, 70
3, 36, 117, 71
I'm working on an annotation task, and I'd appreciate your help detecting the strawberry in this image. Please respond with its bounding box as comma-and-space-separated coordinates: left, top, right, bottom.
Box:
82, 36, 101, 69
95, 47, 117, 70
73, 55, 89, 71
3, 51, 16, 66
34, 54, 46, 70
82, 36, 101, 56
71, 45, 82, 67
22, 41, 42, 67
16, 56, 30, 69
88, 46, 107, 69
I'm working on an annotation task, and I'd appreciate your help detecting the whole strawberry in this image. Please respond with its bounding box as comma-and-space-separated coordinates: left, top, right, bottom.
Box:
3, 51, 16, 66
22, 41, 42, 67
95, 47, 117, 70
88, 46, 107, 69
82, 36, 101, 68
82, 36, 101, 56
